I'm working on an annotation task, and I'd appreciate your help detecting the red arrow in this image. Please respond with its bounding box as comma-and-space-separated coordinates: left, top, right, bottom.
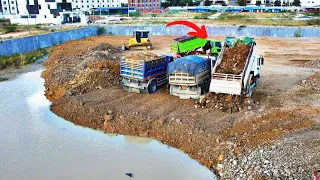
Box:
166, 20, 208, 39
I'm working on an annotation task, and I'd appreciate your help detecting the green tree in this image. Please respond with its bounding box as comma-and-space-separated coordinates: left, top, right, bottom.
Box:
222, 1, 227, 6
292, 0, 301, 6
238, 0, 246, 6
255, 0, 261, 5
274, 0, 281, 6
204, 0, 212, 6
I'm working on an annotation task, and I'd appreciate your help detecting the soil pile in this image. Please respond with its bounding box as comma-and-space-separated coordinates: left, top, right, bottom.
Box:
89, 43, 122, 61
217, 43, 251, 75
299, 72, 320, 91
199, 93, 251, 113
125, 52, 160, 61
42, 40, 122, 101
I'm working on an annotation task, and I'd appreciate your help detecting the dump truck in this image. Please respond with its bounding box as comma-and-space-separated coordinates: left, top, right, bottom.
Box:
167, 55, 212, 99
122, 30, 152, 50
170, 35, 223, 58
120, 52, 174, 93
209, 37, 264, 97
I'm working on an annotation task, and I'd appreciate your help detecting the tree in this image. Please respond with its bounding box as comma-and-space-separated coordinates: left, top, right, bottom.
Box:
121, 3, 128, 7
222, 1, 227, 6
292, 0, 301, 6
204, 0, 212, 6
255, 0, 261, 6
274, 0, 281, 6
238, 0, 246, 6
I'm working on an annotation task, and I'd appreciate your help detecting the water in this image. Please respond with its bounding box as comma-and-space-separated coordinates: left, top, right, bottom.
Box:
0, 61, 216, 180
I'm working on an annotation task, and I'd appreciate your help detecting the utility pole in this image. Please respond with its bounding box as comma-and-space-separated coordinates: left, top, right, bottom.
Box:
186, 3, 188, 17
100, 1, 102, 17
128, 0, 130, 18
26, 13, 30, 33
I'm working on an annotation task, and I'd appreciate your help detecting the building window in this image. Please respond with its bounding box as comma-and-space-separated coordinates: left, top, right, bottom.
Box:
107, 4, 109, 6
4, 7, 7, 10
3, 1, 6, 4
102, 5, 104, 7
44, 15, 47, 18
87, 0, 88, 2
48, 4, 50, 9
81, 0, 83, 2
87, 5, 89, 7
76, 0, 78, 2
97, 5, 99, 7
312, 1, 314, 2
76, 5, 78, 7
82, 5, 84, 7
39, 5, 41, 9
12, 7, 15, 10
11, 1, 14, 4
97, 0, 99, 2
92, 5, 94, 7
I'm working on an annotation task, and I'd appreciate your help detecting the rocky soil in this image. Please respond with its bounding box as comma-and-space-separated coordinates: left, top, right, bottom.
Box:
41, 35, 320, 179
299, 72, 320, 91
217, 43, 251, 75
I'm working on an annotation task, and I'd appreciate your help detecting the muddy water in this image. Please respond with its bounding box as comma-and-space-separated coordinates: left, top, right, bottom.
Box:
0, 61, 216, 180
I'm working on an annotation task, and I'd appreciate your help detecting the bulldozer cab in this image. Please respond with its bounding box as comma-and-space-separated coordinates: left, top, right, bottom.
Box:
134, 30, 149, 43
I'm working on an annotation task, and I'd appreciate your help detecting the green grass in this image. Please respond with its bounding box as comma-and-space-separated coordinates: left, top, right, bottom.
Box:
0, 48, 50, 69
0, 77, 9, 82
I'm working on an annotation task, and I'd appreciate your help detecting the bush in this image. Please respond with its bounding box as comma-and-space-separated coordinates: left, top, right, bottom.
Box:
307, 19, 320, 26
0, 48, 49, 69
3, 24, 18, 34
97, 27, 105, 35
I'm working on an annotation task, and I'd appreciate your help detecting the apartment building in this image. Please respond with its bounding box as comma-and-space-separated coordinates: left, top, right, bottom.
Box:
128, 0, 161, 11
1, 0, 18, 15
71, 0, 121, 11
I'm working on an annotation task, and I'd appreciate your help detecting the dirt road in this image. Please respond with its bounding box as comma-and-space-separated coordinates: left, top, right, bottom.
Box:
42, 35, 320, 179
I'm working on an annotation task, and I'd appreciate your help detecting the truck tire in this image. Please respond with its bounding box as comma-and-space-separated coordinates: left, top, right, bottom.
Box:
148, 80, 157, 94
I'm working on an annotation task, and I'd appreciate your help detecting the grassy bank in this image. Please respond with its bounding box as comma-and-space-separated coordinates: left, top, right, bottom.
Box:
0, 48, 50, 69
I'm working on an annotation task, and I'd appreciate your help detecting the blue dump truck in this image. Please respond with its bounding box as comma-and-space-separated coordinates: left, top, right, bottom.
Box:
167, 55, 212, 99
120, 52, 174, 93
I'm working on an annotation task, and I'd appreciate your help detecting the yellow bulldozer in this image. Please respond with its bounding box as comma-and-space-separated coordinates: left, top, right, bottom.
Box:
122, 30, 152, 50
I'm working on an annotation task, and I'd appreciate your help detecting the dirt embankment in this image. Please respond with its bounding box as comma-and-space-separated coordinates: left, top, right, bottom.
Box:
42, 35, 320, 179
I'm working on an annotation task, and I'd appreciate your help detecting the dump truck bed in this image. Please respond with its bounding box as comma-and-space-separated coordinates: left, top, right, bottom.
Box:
210, 38, 255, 95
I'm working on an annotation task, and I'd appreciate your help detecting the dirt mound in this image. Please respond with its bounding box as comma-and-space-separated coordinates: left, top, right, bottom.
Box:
299, 72, 320, 91
69, 69, 120, 94
200, 93, 251, 113
125, 52, 160, 61
89, 43, 122, 61
217, 43, 251, 74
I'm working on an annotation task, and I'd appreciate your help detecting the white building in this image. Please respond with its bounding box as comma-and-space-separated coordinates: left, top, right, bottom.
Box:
0, 0, 89, 24
301, 0, 320, 6
71, 0, 121, 11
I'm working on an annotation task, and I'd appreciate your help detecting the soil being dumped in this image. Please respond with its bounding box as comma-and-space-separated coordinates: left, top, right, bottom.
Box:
216, 43, 251, 75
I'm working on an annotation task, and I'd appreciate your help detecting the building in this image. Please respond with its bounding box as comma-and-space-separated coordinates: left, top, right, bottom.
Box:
71, 0, 121, 12
1, 0, 18, 15
128, 0, 161, 12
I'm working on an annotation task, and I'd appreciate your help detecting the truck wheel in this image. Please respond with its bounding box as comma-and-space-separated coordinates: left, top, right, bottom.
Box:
148, 80, 157, 94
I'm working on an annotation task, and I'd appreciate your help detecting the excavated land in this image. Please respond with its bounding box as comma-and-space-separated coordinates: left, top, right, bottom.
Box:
42, 35, 320, 179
